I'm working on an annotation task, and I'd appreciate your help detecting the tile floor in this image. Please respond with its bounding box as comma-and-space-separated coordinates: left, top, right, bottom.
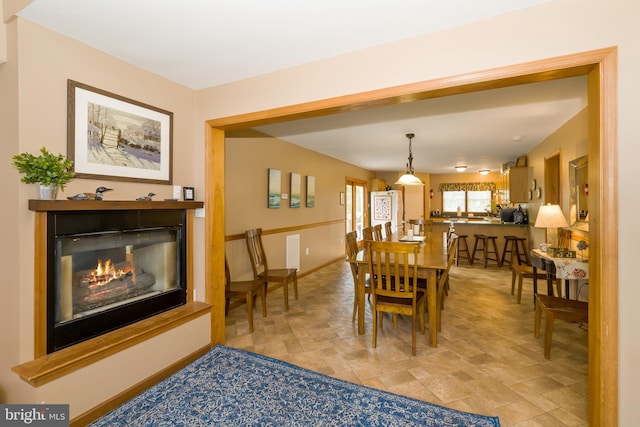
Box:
225, 260, 588, 426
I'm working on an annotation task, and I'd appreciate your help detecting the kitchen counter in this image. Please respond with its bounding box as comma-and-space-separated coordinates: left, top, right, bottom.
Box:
432, 218, 528, 226
431, 219, 529, 242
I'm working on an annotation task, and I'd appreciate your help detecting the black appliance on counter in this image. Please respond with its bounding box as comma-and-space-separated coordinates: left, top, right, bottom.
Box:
500, 206, 528, 224
499, 207, 516, 223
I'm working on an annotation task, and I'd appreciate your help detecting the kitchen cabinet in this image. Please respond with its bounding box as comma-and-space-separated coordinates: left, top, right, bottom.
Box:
369, 179, 387, 191
496, 167, 530, 204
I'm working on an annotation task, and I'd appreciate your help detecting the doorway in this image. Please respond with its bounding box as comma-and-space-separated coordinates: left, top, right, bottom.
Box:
345, 178, 368, 240
205, 48, 618, 425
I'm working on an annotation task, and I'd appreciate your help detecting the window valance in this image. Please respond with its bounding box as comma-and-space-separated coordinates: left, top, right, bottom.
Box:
438, 182, 496, 192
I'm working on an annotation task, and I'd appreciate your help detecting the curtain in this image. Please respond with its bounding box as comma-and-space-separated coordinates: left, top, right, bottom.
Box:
438, 182, 496, 192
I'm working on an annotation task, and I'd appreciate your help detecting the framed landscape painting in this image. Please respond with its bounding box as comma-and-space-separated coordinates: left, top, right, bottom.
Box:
290, 173, 301, 208
67, 80, 173, 184
306, 175, 315, 208
268, 168, 281, 208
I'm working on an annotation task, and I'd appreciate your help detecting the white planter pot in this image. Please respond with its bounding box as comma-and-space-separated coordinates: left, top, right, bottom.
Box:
37, 184, 59, 200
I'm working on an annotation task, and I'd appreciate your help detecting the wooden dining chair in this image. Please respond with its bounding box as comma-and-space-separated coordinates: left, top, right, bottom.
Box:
384, 221, 393, 239
245, 228, 298, 311
225, 257, 266, 333
362, 226, 375, 242
373, 224, 384, 241
366, 239, 425, 356
346, 230, 371, 322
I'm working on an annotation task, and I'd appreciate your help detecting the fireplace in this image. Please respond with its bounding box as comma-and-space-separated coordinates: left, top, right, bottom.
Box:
45, 208, 188, 353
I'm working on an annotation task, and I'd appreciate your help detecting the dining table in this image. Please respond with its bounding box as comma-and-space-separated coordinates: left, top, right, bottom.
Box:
350, 232, 449, 347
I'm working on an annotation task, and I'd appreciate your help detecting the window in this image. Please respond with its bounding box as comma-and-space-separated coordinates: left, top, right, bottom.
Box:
443, 190, 491, 214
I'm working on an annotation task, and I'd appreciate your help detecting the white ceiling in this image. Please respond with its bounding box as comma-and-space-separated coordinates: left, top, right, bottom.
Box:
17, 0, 587, 174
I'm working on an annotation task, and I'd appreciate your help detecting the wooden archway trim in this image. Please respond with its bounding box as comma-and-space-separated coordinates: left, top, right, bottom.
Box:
205, 47, 618, 426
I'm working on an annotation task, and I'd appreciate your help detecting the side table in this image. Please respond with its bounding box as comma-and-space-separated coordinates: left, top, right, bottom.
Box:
529, 249, 589, 307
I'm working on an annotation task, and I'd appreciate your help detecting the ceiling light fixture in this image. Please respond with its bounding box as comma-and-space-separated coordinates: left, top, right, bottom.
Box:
455, 165, 467, 172
479, 169, 490, 175
395, 133, 424, 186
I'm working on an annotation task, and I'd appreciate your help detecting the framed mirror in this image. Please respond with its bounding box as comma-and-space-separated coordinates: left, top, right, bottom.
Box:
569, 154, 588, 229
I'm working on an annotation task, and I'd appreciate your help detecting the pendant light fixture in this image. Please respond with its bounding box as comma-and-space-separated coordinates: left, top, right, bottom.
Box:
395, 133, 424, 186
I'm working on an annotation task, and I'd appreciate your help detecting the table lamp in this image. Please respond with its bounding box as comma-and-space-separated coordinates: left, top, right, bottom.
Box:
534, 204, 568, 249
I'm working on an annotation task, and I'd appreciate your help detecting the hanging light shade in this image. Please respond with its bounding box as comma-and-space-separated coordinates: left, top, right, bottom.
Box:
395, 133, 424, 186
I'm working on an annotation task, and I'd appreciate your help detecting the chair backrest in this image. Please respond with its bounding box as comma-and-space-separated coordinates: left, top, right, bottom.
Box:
345, 230, 359, 259
439, 237, 458, 288
345, 230, 359, 283
362, 226, 375, 242
373, 224, 383, 241
366, 240, 420, 300
245, 228, 268, 278
384, 221, 393, 239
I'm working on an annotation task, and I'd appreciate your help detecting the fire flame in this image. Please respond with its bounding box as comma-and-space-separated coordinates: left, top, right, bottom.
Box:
89, 259, 134, 287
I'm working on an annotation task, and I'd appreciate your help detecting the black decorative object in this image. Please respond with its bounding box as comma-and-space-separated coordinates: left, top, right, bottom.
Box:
67, 186, 112, 201
136, 192, 155, 201
183, 187, 194, 201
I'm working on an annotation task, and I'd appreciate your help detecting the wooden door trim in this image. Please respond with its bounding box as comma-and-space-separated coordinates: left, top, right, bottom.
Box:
205, 47, 618, 426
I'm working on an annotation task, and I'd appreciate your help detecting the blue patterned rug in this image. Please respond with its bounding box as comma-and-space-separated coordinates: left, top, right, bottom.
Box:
91, 345, 500, 426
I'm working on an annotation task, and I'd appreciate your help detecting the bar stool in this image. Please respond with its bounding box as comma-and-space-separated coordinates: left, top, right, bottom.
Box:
471, 234, 501, 267
501, 236, 530, 266
455, 234, 472, 265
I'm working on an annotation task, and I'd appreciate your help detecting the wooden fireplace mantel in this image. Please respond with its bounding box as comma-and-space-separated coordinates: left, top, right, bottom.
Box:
14, 199, 209, 387
28, 199, 204, 212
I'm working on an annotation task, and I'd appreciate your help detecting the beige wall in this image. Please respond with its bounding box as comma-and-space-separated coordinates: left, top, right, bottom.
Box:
224, 133, 373, 280
1, 18, 208, 415
1, 12, 22, 405
4, 0, 640, 423
527, 108, 589, 249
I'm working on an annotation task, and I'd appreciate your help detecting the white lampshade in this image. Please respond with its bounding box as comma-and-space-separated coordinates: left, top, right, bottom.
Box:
395, 173, 424, 186
535, 204, 569, 229
395, 133, 424, 186
535, 204, 568, 248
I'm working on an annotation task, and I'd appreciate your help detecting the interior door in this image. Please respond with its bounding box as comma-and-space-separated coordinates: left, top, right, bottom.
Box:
345, 178, 367, 240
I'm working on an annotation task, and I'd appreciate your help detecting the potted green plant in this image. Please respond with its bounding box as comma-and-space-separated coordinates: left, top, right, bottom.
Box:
12, 147, 75, 199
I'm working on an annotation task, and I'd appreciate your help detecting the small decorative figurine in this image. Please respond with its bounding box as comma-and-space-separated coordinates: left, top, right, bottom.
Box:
136, 192, 155, 201
577, 240, 588, 260
68, 186, 113, 201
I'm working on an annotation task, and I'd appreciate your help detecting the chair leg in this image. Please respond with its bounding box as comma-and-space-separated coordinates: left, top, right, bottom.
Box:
352, 294, 358, 322
352, 276, 358, 322
544, 311, 555, 359
511, 269, 517, 295
419, 299, 425, 335
516, 275, 524, 304
260, 286, 267, 318
372, 307, 378, 349
282, 278, 289, 311
534, 300, 543, 338
411, 312, 417, 356
246, 292, 254, 333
